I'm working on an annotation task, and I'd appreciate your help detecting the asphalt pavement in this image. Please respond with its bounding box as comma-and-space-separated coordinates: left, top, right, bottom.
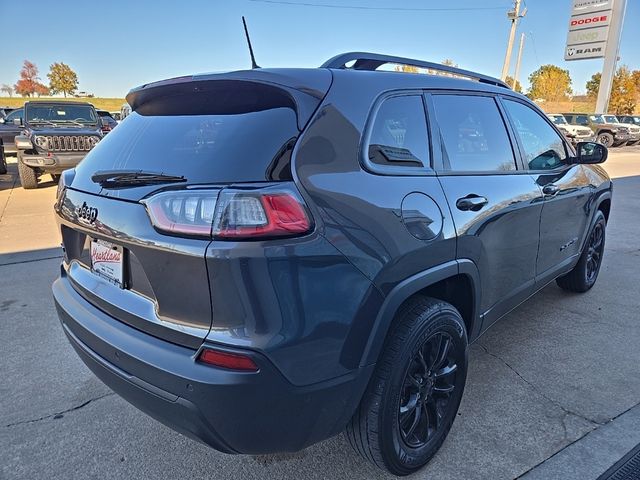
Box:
1, 147, 639, 480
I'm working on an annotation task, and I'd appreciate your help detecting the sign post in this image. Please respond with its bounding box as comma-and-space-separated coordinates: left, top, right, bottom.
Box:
564, 0, 627, 113
595, 0, 627, 113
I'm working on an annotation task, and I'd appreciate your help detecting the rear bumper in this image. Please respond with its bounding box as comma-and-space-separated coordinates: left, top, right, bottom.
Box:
52, 269, 372, 454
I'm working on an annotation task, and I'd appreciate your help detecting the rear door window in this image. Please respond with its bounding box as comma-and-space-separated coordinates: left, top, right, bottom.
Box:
432, 94, 517, 172
366, 95, 430, 171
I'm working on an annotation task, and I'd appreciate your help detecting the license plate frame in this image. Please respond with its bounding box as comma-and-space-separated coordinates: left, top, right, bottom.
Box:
90, 239, 124, 288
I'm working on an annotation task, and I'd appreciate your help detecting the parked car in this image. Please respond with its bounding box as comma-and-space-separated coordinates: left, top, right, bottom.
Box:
15, 101, 102, 189
617, 115, 640, 132
110, 111, 122, 122
546, 113, 595, 146
96, 109, 118, 134
602, 114, 640, 146
562, 113, 629, 147
52, 52, 612, 476
75, 91, 94, 98
0, 107, 24, 154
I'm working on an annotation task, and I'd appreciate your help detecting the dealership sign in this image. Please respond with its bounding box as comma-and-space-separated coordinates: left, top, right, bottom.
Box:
565, 0, 614, 60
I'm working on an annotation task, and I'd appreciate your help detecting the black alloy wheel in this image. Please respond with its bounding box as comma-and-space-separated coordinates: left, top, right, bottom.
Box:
556, 210, 606, 293
585, 221, 604, 284
398, 332, 458, 449
346, 297, 468, 476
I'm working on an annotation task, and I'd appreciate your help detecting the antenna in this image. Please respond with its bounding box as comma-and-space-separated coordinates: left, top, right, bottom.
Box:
242, 16, 260, 69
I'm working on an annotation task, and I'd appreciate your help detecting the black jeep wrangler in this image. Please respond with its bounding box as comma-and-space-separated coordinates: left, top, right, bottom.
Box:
15, 101, 102, 189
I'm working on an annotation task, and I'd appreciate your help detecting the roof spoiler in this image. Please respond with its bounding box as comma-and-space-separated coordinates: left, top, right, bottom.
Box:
321, 52, 509, 89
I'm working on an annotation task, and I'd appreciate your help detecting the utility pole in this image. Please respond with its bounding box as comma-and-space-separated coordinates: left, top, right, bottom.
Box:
595, 0, 627, 113
513, 33, 525, 90
500, 0, 526, 81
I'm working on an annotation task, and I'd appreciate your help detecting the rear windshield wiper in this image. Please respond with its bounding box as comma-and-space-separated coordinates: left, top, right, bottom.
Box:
91, 170, 187, 188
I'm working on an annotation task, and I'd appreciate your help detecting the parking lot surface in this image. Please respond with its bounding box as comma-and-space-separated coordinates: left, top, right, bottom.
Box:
1, 147, 639, 480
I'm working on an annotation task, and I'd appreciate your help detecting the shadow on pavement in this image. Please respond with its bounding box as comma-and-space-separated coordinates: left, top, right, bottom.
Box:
0, 162, 58, 192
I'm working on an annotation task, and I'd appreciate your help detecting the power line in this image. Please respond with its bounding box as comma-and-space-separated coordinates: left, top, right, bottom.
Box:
248, 0, 507, 12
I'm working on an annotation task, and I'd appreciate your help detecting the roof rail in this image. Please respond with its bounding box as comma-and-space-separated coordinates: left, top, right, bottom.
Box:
321, 52, 509, 89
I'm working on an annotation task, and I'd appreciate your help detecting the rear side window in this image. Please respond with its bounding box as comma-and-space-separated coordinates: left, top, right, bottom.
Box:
432, 95, 516, 172
75, 81, 300, 183
503, 99, 566, 171
367, 95, 429, 169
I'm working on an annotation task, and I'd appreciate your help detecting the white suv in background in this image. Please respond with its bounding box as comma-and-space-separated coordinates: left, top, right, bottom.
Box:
603, 114, 640, 146
547, 114, 595, 145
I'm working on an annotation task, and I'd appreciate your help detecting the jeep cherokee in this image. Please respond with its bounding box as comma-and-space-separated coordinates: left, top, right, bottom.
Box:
52, 52, 612, 476
16, 101, 102, 189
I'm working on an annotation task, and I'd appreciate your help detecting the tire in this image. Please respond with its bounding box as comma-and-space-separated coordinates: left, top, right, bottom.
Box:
597, 132, 614, 147
0, 146, 6, 175
556, 210, 606, 293
17, 153, 38, 189
346, 296, 468, 476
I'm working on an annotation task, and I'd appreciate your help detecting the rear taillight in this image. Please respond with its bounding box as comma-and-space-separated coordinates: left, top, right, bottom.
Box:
142, 184, 312, 240
143, 190, 218, 236
197, 348, 259, 372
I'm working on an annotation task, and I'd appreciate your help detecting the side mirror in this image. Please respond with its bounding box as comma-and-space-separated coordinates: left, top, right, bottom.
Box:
13, 118, 22, 126
575, 141, 607, 164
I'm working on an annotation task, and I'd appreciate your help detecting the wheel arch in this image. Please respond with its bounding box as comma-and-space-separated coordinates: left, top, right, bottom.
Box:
597, 196, 611, 223
359, 259, 481, 367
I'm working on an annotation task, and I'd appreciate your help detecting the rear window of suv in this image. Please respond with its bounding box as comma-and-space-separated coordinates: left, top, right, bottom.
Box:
75, 81, 300, 184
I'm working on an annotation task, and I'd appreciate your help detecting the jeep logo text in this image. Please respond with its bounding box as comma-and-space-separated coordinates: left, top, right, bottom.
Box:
76, 201, 98, 224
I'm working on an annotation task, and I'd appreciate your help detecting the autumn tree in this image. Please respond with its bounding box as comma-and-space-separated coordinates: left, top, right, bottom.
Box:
0, 84, 13, 97
394, 64, 419, 73
632, 70, 640, 106
34, 83, 50, 97
632, 70, 640, 92
586, 67, 638, 114
586, 72, 601, 98
14, 60, 48, 97
47, 62, 78, 97
528, 65, 572, 101
609, 66, 636, 114
505, 75, 523, 93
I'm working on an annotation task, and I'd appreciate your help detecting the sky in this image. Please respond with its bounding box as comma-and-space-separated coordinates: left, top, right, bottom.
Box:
0, 0, 638, 98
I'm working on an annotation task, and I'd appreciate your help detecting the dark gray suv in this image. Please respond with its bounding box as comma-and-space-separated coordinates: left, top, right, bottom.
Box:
52, 53, 612, 476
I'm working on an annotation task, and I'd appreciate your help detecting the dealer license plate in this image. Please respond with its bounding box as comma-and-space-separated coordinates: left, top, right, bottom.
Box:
90, 239, 124, 287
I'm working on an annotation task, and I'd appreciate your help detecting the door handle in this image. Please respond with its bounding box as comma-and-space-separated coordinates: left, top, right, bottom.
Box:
456, 195, 488, 212
543, 184, 559, 196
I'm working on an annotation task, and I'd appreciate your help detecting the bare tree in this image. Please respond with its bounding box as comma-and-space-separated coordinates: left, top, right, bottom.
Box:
0, 84, 13, 97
